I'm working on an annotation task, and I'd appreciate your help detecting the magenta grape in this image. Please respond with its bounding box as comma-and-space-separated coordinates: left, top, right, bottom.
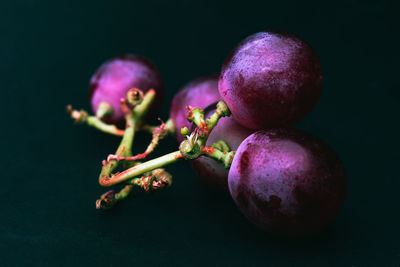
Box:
90, 54, 164, 125
219, 32, 322, 130
170, 75, 221, 142
228, 128, 346, 237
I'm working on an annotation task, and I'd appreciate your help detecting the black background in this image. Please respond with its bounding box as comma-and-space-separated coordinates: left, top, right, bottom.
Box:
1, 0, 399, 266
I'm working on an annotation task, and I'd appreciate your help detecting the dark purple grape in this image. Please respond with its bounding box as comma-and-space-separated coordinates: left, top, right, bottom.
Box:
169, 76, 221, 142
90, 54, 164, 125
219, 32, 322, 130
191, 103, 253, 191
228, 129, 346, 237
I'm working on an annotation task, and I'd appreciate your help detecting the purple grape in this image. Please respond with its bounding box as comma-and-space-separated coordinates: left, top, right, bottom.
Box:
228, 129, 346, 237
169, 76, 221, 142
219, 32, 322, 130
191, 103, 253, 191
90, 54, 164, 125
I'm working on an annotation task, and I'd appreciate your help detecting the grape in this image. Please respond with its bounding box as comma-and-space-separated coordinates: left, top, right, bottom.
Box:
90, 54, 164, 125
169, 75, 221, 142
219, 32, 322, 130
228, 129, 346, 237
191, 103, 253, 191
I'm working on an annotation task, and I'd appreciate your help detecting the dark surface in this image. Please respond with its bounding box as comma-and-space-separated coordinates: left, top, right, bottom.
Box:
1, 0, 398, 266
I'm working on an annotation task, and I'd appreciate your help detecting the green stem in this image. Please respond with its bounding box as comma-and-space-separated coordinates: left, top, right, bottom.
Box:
133, 90, 155, 121
202, 146, 236, 169
107, 118, 175, 162
67, 104, 125, 136
205, 101, 231, 132
98, 90, 155, 185
99, 115, 136, 180
180, 100, 232, 152
163, 119, 176, 135
211, 140, 231, 152
99, 151, 182, 187
96, 101, 113, 118
115, 185, 134, 200
187, 107, 206, 129
141, 118, 175, 135
87, 117, 125, 136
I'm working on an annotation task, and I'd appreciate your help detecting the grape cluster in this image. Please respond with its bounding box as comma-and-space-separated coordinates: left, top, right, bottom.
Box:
68, 31, 346, 238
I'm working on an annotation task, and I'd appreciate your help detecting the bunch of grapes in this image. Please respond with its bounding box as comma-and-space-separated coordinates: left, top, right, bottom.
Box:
67, 31, 346, 238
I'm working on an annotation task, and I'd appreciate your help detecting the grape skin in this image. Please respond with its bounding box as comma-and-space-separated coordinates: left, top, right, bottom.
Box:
228, 129, 346, 237
191, 103, 253, 191
90, 54, 164, 125
219, 32, 322, 130
169, 76, 221, 142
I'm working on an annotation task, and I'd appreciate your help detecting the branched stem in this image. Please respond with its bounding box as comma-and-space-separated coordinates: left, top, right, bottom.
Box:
180, 100, 232, 154
106, 119, 175, 162
70, 91, 236, 209
98, 90, 155, 185
97, 99, 234, 192
67, 105, 125, 136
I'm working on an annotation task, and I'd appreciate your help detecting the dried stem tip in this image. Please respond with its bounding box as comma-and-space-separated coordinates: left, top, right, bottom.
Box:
96, 190, 117, 210
126, 88, 144, 106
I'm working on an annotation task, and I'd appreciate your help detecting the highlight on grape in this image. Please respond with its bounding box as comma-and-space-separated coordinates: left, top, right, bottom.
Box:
67, 31, 346, 238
